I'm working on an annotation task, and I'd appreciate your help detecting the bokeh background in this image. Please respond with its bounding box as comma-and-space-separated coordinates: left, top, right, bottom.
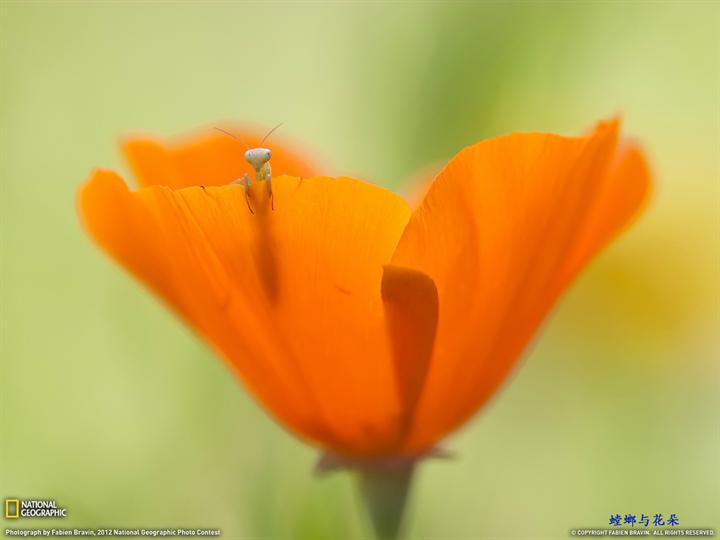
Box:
1, 1, 718, 538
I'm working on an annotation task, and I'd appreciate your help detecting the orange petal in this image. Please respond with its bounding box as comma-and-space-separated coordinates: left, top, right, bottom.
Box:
392, 119, 651, 451
559, 142, 652, 282
123, 126, 321, 188
381, 265, 439, 434
78, 171, 439, 456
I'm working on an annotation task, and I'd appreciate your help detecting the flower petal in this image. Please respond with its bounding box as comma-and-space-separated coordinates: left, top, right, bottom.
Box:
123, 127, 320, 188
79, 171, 439, 456
381, 265, 439, 435
559, 141, 651, 282
392, 119, 650, 451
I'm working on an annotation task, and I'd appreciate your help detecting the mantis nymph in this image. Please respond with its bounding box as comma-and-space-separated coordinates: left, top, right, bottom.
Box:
216, 123, 282, 214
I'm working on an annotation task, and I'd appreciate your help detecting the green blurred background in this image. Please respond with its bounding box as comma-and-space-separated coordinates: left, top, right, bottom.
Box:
1, 1, 718, 538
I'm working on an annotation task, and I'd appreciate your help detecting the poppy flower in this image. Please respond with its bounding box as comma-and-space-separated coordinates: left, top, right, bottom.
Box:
78, 119, 650, 460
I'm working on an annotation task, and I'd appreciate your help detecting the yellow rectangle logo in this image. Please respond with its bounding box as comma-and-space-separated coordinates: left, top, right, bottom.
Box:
5, 499, 19, 519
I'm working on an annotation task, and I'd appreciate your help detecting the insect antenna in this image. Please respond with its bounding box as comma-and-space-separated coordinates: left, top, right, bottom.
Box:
214, 127, 250, 150
260, 122, 284, 145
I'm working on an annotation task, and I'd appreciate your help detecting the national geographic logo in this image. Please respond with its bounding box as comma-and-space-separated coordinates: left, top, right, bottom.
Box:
4, 499, 67, 519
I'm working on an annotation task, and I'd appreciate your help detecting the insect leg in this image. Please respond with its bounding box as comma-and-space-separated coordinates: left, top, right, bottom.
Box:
231, 173, 254, 214
265, 164, 274, 210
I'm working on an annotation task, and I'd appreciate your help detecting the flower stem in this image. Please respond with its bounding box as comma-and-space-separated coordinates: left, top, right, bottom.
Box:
356, 461, 415, 540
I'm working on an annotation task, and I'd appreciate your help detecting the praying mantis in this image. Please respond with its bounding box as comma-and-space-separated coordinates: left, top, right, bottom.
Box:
215, 123, 282, 214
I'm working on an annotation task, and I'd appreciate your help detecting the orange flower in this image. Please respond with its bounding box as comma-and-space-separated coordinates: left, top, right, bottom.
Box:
78, 119, 650, 459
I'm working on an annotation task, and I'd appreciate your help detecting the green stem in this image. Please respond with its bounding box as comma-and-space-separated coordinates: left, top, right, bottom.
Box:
356, 462, 415, 540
